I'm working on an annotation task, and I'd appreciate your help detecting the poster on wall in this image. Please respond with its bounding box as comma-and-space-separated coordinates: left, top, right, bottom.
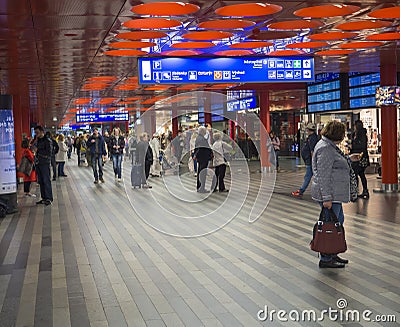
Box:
0, 96, 17, 194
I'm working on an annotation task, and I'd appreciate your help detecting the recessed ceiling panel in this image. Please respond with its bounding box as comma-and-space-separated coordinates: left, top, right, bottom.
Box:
215, 3, 282, 17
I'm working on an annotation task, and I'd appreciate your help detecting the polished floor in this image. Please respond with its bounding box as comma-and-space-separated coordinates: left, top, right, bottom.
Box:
0, 155, 399, 327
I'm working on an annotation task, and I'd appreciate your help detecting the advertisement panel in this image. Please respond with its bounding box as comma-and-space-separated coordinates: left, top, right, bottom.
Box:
0, 96, 17, 194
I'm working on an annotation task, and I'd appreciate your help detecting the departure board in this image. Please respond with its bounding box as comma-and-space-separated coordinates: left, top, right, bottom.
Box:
348, 72, 380, 109
307, 73, 343, 113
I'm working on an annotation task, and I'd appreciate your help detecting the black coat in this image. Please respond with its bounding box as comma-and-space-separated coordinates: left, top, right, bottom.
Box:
136, 141, 153, 166
35, 136, 52, 165
109, 135, 125, 155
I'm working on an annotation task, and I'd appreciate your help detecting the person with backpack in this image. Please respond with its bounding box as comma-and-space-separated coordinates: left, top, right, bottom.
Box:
292, 123, 319, 198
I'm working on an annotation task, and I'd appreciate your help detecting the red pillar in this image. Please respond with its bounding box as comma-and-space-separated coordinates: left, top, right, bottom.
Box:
229, 120, 235, 140
259, 91, 271, 168
377, 62, 398, 192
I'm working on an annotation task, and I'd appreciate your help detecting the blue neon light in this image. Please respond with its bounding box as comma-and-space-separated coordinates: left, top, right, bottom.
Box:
139, 57, 314, 84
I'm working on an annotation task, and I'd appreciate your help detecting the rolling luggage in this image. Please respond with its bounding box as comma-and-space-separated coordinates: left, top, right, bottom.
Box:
131, 164, 142, 188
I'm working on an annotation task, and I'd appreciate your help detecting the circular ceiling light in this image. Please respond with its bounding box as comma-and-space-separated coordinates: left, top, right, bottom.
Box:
198, 19, 255, 29
215, 3, 282, 17
248, 30, 297, 40
104, 49, 147, 56
215, 50, 255, 56
97, 98, 118, 105
294, 4, 360, 18
309, 31, 358, 40
171, 42, 216, 49
335, 20, 391, 30
268, 20, 323, 30
182, 31, 234, 40
315, 49, 356, 56
368, 6, 400, 19
366, 32, 400, 41
87, 76, 116, 82
338, 41, 384, 49
162, 50, 203, 56
131, 2, 200, 16
268, 49, 305, 56
286, 41, 328, 49
108, 41, 156, 49
229, 41, 273, 48
123, 18, 181, 29
116, 31, 167, 40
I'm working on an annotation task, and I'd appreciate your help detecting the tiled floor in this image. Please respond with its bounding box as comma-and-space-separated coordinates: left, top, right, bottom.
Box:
0, 155, 399, 327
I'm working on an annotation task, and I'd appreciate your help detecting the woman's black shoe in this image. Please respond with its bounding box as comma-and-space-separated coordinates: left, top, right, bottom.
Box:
358, 190, 369, 199
333, 255, 349, 264
319, 260, 345, 268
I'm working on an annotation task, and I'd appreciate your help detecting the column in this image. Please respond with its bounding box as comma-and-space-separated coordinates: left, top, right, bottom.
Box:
172, 106, 178, 138
259, 91, 271, 169
376, 61, 398, 192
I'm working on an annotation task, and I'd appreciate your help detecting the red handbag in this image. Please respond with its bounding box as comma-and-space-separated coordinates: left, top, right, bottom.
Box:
310, 208, 347, 254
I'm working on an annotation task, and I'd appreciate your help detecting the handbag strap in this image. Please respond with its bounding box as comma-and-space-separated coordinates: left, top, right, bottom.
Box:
319, 208, 339, 223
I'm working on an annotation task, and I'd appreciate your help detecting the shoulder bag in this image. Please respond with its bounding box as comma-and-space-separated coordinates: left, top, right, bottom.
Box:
310, 208, 347, 254
18, 156, 33, 176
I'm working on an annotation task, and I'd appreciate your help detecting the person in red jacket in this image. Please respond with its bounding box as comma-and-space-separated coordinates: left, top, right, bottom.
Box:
21, 138, 37, 197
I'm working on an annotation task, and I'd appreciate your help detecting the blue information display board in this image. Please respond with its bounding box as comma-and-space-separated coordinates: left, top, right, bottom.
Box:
76, 113, 129, 123
139, 57, 314, 84
349, 73, 380, 109
307, 73, 342, 113
227, 97, 257, 112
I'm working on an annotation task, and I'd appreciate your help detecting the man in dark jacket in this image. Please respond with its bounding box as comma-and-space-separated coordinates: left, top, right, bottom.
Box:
193, 126, 213, 193
34, 126, 53, 205
292, 123, 319, 198
136, 133, 153, 188
46, 132, 58, 180
87, 128, 107, 184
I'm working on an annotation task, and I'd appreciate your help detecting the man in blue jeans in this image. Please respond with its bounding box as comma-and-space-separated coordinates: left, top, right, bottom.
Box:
87, 128, 107, 184
292, 123, 319, 198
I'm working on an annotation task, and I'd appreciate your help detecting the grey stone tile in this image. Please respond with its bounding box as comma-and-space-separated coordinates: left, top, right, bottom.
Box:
104, 305, 128, 327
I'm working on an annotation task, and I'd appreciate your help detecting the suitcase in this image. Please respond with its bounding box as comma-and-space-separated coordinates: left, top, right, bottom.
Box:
131, 164, 142, 188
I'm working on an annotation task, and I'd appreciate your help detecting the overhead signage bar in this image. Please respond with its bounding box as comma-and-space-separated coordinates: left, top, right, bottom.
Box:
76, 113, 129, 123
138, 57, 314, 84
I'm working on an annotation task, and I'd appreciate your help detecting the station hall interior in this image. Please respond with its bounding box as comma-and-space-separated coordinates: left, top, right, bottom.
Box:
0, 0, 400, 326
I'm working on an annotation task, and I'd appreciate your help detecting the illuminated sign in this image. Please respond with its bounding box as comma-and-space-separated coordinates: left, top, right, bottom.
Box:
349, 73, 380, 109
227, 97, 257, 112
76, 113, 129, 123
307, 73, 343, 113
375, 86, 399, 106
0, 95, 17, 194
139, 57, 315, 84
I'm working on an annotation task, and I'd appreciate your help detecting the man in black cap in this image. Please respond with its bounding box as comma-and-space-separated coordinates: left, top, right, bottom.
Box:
33, 126, 53, 205
292, 122, 319, 198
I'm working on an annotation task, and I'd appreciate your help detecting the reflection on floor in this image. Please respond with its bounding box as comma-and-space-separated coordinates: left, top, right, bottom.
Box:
0, 155, 399, 326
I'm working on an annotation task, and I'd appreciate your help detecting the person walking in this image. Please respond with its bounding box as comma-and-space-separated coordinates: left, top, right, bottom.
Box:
292, 123, 319, 198
211, 132, 232, 192
33, 126, 53, 205
193, 126, 213, 193
20, 138, 37, 197
86, 128, 107, 184
56, 134, 68, 177
350, 120, 370, 199
110, 127, 125, 182
189, 131, 198, 176
136, 133, 153, 188
311, 121, 359, 268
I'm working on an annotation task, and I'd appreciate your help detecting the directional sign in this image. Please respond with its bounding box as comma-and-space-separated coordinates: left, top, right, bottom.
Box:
76, 113, 129, 123
227, 97, 258, 112
138, 57, 314, 84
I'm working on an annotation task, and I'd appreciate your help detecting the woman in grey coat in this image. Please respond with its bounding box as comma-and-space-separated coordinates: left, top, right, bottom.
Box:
311, 121, 359, 269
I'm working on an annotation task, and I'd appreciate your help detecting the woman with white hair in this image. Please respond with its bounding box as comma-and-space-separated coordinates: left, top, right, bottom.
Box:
150, 133, 161, 177
211, 132, 232, 192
